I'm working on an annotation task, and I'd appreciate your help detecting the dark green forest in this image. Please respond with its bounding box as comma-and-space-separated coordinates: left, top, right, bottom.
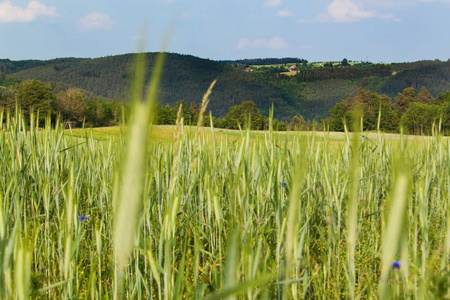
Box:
0, 54, 292, 119
1, 53, 450, 133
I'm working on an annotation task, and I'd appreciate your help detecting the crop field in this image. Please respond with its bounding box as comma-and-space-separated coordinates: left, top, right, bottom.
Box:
0, 105, 449, 299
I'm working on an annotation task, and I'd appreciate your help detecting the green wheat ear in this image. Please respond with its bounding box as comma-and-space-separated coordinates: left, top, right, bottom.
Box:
112, 35, 166, 297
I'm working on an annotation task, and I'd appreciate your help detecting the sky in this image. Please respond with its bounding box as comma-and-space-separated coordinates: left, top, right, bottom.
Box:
0, 0, 449, 62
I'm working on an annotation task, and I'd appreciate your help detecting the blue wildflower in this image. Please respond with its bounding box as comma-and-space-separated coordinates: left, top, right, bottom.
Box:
78, 215, 90, 223
280, 182, 287, 187
391, 260, 401, 270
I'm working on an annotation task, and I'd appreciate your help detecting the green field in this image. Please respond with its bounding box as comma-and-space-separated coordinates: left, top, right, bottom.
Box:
1, 108, 449, 299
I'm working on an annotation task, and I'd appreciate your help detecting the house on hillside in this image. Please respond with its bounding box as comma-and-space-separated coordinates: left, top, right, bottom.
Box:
289, 64, 297, 72
245, 67, 254, 72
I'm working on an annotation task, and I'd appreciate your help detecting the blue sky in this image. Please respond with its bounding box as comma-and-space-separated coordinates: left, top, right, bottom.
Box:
0, 0, 449, 62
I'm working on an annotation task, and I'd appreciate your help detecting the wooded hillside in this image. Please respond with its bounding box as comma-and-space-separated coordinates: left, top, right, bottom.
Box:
2, 54, 450, 121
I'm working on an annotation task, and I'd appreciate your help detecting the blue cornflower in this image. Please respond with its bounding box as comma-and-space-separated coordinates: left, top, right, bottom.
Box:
78, 215, 90, 223
280, 182, 287, 187
391, 260, 401, 270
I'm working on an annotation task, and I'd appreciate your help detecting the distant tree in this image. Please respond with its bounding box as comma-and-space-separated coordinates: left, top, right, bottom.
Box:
289, 115, 307, 131
416, 86, 434, 104
329, 88, 398, 132
436, 91, 450, 105
401, 102, 442, 134
155, 104, 176, 125
272, 119, 287, 131
84, 98, 118, 127
378, 99, 399, 132
189, 102, 199, 124
14, 80, 55, 122
341, 58, 349, 67
56, 88, 86, 124
220, 100, 265, 130
394, 87, 416, 113
329, 102, 350, 131
0, 85, 14, 107
441, 101, 450, 131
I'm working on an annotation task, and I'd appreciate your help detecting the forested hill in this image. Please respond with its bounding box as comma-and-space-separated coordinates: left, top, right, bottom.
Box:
0, 53, 293, 118
2, 53, 450, 120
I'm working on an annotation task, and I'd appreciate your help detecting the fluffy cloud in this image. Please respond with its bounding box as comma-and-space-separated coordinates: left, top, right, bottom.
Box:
0, 0, 58, 23
299, 0, 403, 23
277, 10, 293, 17
327, 0, 375, 22
80, 11, 113, 30
236, 36, 288, 50
264, 0, 282, 8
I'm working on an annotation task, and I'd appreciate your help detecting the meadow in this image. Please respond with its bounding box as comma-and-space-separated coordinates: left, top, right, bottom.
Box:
0, 105, 449, 299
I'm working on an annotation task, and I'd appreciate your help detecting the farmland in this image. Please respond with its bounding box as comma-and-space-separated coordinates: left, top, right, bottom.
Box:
0, 110, 449, 298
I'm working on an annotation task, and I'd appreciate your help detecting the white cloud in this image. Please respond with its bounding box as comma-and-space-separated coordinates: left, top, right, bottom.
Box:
264, 0, 282, 7
300, 0, 446, 24
327, 0, 375, 22
80, 11, 113, 30
277, 10, 293, 17
0, 0, 58, 23
299, 0, 404, 23
236, 36, 288, 50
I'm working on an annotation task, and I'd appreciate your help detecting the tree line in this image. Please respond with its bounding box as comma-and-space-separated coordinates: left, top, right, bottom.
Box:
0, 79, 124, 127
0, 79, 320, 131
329, 86, 450, 134
2, 79, 450, 135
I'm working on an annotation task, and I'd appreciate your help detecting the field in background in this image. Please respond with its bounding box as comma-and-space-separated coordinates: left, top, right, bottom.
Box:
65, 125, 449, 144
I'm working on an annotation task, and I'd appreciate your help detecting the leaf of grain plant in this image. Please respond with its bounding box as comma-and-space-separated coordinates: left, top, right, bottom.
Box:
0, 189, 4, 240
378, 174, 409, 298
347, 112, 361, 299
284, 137, 307, 295
223, 230, 239, 300
113, 51, 165, 296
15, 246, 32, 300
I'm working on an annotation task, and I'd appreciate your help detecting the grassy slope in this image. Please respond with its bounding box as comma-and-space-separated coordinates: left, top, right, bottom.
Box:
66, 125, 449, 145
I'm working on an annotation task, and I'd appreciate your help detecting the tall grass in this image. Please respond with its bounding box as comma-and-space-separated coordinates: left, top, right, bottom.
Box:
0, 106, 449, 298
